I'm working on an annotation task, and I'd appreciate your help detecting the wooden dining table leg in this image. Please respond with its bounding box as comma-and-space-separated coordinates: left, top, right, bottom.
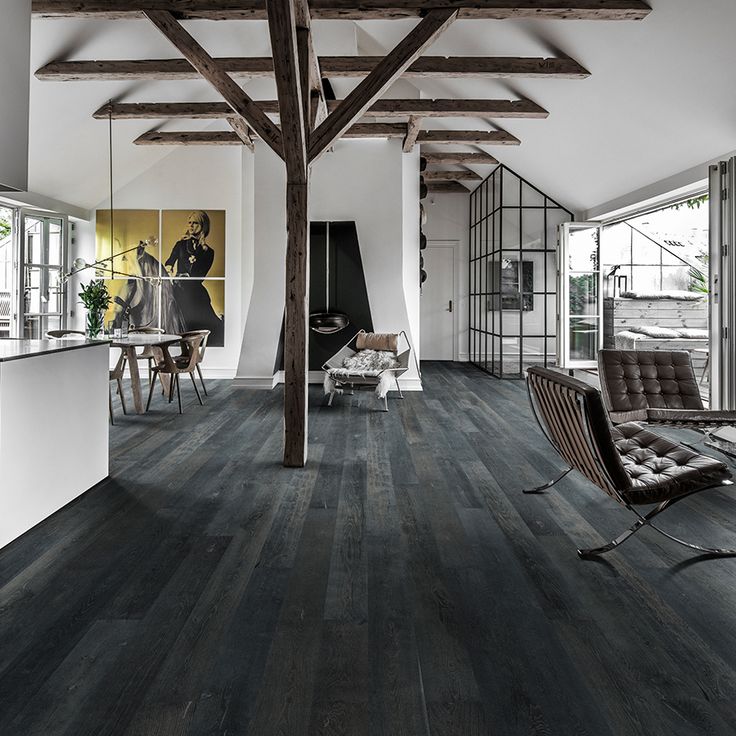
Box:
125, 346, 146, 414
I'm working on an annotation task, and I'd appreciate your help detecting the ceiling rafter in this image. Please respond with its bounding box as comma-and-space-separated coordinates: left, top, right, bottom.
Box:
32, 0, 652, 21
36, 56, 590, 81
421, 151, 499, 164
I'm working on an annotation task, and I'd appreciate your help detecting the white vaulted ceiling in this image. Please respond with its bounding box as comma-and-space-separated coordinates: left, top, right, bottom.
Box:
23, 0, 736, 213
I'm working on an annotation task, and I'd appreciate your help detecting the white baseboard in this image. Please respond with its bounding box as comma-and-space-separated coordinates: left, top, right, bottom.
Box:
201, 367, 236, 380
457, 352, 470, 362
232, 374, 279, 389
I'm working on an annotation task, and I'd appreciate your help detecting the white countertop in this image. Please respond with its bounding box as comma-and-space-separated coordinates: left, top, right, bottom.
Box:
0, 338, 109, 363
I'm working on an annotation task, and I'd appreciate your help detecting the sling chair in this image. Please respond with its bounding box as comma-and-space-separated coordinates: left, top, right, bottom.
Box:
525, 365, 736, 558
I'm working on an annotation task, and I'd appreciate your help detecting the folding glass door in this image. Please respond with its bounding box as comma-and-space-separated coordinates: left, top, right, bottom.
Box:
557, 222, 603, 369
18, 211, 67, 338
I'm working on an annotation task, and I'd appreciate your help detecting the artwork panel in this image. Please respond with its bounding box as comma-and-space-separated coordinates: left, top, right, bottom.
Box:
96, 210, 160, 278
161, 279, 225, 347
161, 210, 226, 279
103, 278, 160, 332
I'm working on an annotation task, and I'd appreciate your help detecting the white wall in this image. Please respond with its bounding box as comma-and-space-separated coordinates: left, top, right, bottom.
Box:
0, 0, 31, 192
237, 138, 422, 388
423, 192, 470, 360
76, 145, 246, 378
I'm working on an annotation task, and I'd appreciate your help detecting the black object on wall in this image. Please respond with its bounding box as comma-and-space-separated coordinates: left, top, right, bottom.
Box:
275, 221, 373, 373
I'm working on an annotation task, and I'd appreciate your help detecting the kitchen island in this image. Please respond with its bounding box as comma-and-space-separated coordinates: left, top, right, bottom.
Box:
0, 339, 109, 549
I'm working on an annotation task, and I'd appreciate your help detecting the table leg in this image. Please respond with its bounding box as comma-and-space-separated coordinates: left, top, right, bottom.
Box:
126, 346, 145, 414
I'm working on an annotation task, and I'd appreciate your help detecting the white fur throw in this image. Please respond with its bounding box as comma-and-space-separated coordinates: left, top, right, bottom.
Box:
324, 349, 399, 399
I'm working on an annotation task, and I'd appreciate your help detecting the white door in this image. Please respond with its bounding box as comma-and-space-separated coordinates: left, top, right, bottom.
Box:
421, 244, 455, 360
557, 222, 603, 369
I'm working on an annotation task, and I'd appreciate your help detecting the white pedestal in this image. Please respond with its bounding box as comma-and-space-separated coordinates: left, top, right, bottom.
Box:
0, 342, 109, 549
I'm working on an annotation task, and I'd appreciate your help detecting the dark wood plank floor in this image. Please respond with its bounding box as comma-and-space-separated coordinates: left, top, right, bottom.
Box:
3, 362, 736, 735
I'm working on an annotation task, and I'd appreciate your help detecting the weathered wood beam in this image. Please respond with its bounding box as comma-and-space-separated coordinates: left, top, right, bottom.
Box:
418, 130, 520, 145
402, 116, 422, 153
421, 151, 499, 164
142, 10, 283, 157
226, 115, 254, 150
93, 98, 548, 120
293, 0, 327, 129
39, 56, 589, 81
426, 181, 471, 193
134, 123, 408, 145
309, 9, 458, 161
423, 170, 482, 181
32, 1, 653, 22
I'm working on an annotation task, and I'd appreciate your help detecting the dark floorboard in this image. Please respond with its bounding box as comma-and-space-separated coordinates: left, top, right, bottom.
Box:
2, 363, 736, 734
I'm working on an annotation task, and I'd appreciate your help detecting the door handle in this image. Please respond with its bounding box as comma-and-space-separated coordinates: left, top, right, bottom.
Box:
448, 300, 453, 313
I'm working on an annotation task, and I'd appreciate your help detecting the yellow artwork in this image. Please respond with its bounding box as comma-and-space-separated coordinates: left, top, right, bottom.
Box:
96, 210, 160, 277
161, 210, 226, 279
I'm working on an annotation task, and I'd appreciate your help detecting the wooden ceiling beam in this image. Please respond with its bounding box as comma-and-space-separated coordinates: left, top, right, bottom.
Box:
426, 182, 471, 193
32, 1, 652, 21
418, 130, 520, 145
293, 0, 327, 129
421, 151, 499, 164
142, 9, 283, 157
226, 115, 254, 149
402, 116, 422, 153
423, 170, 483, 181
39, 56, 589, 82
308, 9, 458, 161
93, 98, 548, 120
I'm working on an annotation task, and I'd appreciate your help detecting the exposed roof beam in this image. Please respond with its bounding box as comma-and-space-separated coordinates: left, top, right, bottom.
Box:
142, 10, 283, 157
423, 170, 483, 181
403, 116, 422, 153
308, 9, 458, 161
421, 151, 499, 164
418, 130, 520, 145
32, 1, 652, 21
134, 123, 410, 145
37, 56, 589, 81
93, 98, 548, 120
426, 182, 471, 193
225, 115, 254, 150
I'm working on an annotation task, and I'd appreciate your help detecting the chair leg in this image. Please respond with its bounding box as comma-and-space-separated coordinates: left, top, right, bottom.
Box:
190, 371, 203, 406
109, 387, 114, 425
395, 376, 404, 399
116, 378, 127, 415
168, 373, 175, 404
327, 391, 335, 407
383, 394, 389, 412
197, 364, 208, 396
523, 467, 572, 494
176, 374, 182, 414
146, 372, 158, 412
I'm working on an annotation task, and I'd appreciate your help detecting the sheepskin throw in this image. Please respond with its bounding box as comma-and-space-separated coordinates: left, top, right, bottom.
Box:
355, 331, 399, 352
324, 349, 399, 399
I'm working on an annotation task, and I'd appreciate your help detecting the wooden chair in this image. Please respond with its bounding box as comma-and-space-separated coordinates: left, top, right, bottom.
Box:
525, 365, 736, 558
179, 329, 210, 396
109, 350, 127, 424
128, 326, 166, 385
146, 334, 206, 414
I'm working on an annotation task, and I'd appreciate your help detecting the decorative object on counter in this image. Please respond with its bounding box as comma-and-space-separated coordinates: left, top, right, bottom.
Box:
79, 279, 111, 338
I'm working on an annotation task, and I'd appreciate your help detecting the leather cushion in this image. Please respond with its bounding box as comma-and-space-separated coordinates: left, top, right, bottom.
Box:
599, 350, 703, 422
355, 331, 398, 352
613, 422, 731, 504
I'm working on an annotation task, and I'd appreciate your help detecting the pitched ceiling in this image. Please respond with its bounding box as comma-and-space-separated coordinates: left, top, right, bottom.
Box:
25, 0, 736, 213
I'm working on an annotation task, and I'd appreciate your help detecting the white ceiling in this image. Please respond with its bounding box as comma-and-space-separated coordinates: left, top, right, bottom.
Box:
23, 0, 736, 214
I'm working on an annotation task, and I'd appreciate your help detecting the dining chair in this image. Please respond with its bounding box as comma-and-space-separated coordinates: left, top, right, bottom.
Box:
146, 333, 206, 414
179, 329, 210, 396
128, 326, 166, 385
109, 349, 127, 424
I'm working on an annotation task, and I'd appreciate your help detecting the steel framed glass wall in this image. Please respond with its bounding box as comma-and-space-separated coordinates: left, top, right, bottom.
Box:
469, 165, 573, 378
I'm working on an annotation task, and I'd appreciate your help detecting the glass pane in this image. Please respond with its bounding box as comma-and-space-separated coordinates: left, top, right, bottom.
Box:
522, 182, 545, 208
663, 266, 691, 291
502, 168, 521, 206
629, 265, 660, 293
24, 267, 62, 314
521, 208, 544, 249
569, 274, 598, 315
568, 227, 600, 272
48, 219, 63, 266
25, 217, 43, 264
569, 317, 598, 362
546, 209, 570, 250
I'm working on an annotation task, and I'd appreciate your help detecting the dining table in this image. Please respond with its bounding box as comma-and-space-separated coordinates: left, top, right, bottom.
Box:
111, 333, 182, 414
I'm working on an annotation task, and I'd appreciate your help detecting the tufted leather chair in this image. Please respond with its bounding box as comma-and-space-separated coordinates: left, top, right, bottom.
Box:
598, 349, 736, 427
525, 366, 735, 557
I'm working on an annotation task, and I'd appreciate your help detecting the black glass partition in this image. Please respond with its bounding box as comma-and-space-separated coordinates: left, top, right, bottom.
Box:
469, 165, 573, 378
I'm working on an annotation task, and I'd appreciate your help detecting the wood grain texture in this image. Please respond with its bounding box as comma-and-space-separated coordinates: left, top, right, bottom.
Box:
94, 98, 548, 120
422, 151, 499, 164
423, 169, 482, 181
418, 129, 520, 145
308, 9, 457, 161
402, 115, 422, 153
38, 55, 590, 81
426, 181, 472, 193
32, 0, 653, 21
143, 9, 284, 157
4, 362, 736, 736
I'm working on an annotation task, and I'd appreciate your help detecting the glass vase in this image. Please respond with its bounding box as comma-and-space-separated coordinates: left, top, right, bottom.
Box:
86, 309, 105, 339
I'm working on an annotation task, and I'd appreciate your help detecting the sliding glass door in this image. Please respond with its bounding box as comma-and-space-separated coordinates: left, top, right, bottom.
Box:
557, 222, 603, 369
18, 211, 67, 338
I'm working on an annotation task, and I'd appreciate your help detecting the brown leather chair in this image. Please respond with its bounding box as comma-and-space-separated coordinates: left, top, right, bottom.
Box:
598, 349, 736, 427
525, 365, 736, 557
179, 329, 210, 396
128, 326, 166, 385
146, 333, 206, 414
